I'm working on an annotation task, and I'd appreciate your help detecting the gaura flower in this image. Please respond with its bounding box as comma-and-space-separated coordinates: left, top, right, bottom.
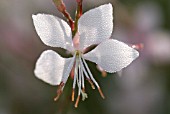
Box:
32, 3, 139, 107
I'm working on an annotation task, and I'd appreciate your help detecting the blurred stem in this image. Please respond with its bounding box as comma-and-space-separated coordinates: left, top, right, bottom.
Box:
73, 0, 83, 36
53, 0, 75, 31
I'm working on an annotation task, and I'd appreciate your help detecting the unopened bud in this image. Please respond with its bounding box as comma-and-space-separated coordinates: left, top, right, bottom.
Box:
53, 0, 66, 12
76, 0, 82, 3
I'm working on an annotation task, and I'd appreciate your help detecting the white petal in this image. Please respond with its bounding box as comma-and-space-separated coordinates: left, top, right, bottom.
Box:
32, 14, 74, 51
34, 50, 75, 85
83, 39, 139, 73
78, 3, 113, 50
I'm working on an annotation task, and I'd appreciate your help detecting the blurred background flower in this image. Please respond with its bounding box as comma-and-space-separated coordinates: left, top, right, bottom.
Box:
0, 0, 170, 114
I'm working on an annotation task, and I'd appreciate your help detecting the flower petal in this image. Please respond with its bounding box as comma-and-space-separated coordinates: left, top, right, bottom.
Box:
34, 50, 75, 85
78, 3, 113, 50
83, 39, 139, 73
32, 14, 74, 51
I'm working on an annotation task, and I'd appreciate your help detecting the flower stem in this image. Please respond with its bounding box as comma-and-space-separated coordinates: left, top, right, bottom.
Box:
73, 0, 83, 36
76, 0, 83, 19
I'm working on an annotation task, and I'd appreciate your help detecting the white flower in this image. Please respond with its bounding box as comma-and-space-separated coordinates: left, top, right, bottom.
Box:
32, 3, 139, 107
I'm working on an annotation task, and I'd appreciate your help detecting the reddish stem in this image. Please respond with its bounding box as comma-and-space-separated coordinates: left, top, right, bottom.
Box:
76, 0, 83, 18
53, 0, 75, 31
73, 0, 83, 36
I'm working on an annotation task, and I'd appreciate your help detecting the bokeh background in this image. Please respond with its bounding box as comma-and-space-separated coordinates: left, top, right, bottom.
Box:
0, 0, 170, 114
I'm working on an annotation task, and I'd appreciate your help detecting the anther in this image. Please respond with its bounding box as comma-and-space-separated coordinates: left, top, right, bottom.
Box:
82, 87, 85, 92
54, 82, 65, 101
87, 78, 95, 89
102, 71, 107, 77
74, 95, 80, 108
98, 87, 105, 99
72, 89, 75, 101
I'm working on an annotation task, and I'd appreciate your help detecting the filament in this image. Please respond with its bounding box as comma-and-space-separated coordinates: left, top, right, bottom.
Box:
81, 57, 99, 88
81, 57, 105, 98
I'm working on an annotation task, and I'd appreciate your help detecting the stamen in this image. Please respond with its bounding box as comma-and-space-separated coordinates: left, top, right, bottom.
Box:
54, 82, 65, 101
97, 65, 107, 77
72, 60, 77, 89
78, 55, 88, 101
78, 64, 82, 96
102, 71, 107, 77
74, 95, 80, 108
75, 62, 81, 96
98, 87, 105, 99
72, 89, 75, 101
72, 56, 79, 102
79, 57, 96, 90
79, 56, 90, 79
81, 57, 99, 88
75, 57, 81, 95
86, 78, 95, 89
72, 52, 104, 106
81, 57, 105, 98
80, 65, 85, 89
54, 91, 62, 101
82, 87, 85, 92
